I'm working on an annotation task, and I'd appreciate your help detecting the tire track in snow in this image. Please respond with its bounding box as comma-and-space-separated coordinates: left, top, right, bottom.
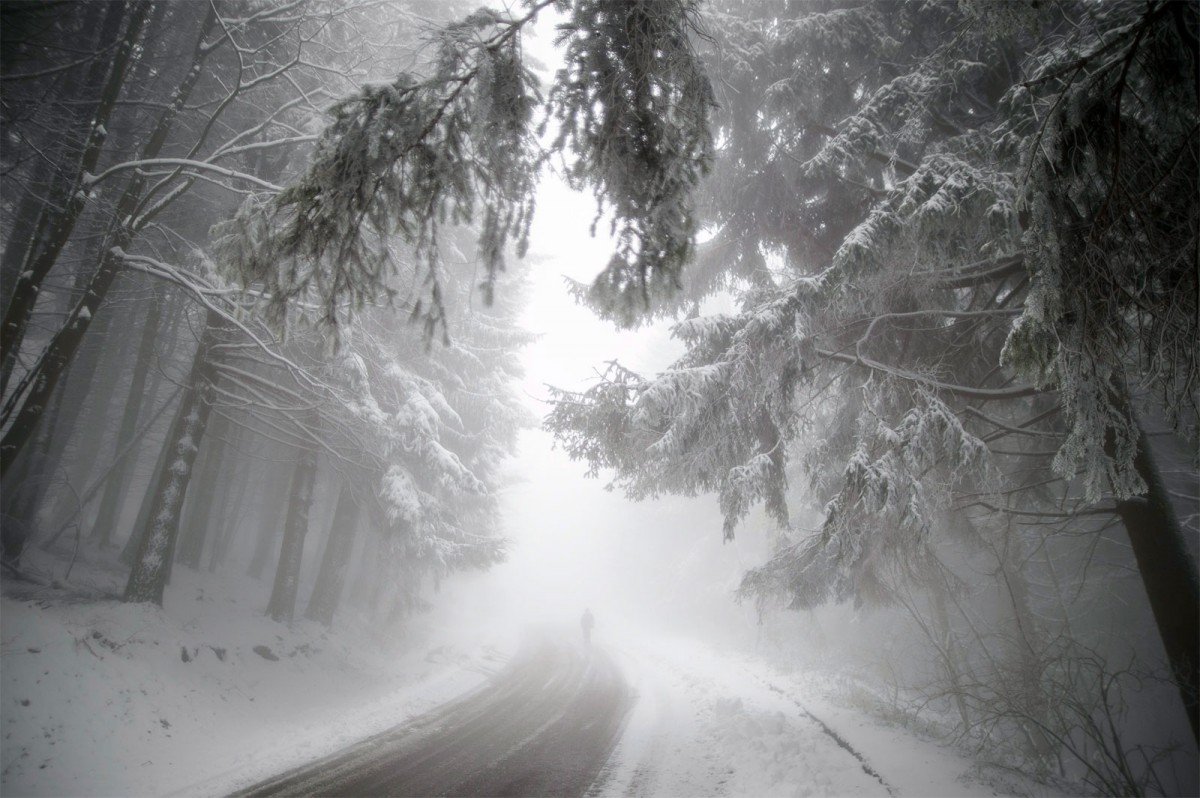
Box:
759, 679, 897, 796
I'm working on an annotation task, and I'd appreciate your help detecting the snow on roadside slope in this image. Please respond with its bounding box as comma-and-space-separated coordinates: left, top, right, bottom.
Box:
598, 633, 1017, 798
1, 561, 509, 797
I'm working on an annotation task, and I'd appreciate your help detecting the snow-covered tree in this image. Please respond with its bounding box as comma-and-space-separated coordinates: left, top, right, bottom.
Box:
220, 0, 714, 338
547, 0, 1198, 749
1, 1, 535, 630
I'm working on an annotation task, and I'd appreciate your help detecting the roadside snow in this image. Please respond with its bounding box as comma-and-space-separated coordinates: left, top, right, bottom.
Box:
598, 634, 1024, 798
1, 559, 509, 797
4, 550, 1059, 798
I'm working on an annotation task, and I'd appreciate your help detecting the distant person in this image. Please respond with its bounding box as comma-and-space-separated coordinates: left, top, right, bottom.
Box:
580, 608, 595, 645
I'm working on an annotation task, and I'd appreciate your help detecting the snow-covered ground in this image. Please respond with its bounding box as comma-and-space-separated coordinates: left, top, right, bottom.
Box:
599, 633, 1038, 798
1, 552, 510, 797
4, 550, 1056, 798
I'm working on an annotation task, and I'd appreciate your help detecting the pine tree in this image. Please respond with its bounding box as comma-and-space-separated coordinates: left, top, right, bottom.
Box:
546, 0, 1199, 746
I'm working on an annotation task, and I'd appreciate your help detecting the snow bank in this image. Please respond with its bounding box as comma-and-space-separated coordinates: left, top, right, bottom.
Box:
1, 559, 508, 797
599, 633, 1032, 798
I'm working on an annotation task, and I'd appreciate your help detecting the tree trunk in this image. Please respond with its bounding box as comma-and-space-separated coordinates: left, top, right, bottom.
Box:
347, 525, 381, 609
266, 438, 318, 624
208, 446, 250, 573
1, 156, 54, 309
123, 311, 220, 605
247, 462, 289, 579
1116, 422, 1200, 745
119, 408, 175, 566
5, 288, 117, 530
0, 3, 216, 476
997, 526, 1056, 768
2, 236, 128, 479
175, 412, 229, 569
38, 284, 140, 541
91, 291, 163, 546
0, 382, 67, 564
932, 589, 972, 732
0, 1, 147, 394
305, 485, 361, 627
60, 293, 140, 500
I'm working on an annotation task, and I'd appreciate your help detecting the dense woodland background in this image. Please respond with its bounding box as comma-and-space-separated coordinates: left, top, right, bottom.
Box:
1, 1, 1197, 795
1, 0, 525, 624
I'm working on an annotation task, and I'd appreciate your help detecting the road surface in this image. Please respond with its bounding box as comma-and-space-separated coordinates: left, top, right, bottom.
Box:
239, 633, 632, 797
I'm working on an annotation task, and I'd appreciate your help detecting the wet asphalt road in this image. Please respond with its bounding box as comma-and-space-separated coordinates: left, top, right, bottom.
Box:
238, 633, 632, 797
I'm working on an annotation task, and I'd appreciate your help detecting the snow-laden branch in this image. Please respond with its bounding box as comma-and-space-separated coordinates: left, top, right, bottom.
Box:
115, 250, 324, 395
38, 385, 183, 548
814, 347, 1046, 401
213, 362, 316, 409
117, 254, 422, 476
919, 254, 1025, 289
211, 134, 318, 160
965, 406, 1062, 440
84, 159, 284, 193
961, 500, 1117, 520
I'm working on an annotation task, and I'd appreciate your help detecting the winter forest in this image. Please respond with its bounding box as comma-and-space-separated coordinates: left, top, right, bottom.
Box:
0, 0, 1197, 796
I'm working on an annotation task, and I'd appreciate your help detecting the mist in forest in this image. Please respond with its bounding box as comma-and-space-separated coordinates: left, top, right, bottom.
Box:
1, 1, 1197, 797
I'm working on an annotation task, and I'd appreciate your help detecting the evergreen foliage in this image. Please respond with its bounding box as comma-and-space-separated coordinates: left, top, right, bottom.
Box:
219, 0, 714, 339
0, 0, 534, 624
337, 246, 532, 583
997, 0, 1199, 500
551, 0, 715, 326
219, 6, 542, 339
547, 0, 1198, 611
548, 0, 1199, 764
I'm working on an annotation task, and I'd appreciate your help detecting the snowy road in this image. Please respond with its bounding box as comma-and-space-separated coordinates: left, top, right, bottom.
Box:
238, 631, 631, 797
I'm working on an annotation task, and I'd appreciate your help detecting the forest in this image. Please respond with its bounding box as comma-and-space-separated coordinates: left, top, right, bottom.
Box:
0, 0, 1197, 796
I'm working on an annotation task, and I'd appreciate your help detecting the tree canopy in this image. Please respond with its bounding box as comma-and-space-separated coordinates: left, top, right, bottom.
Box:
221, 0, 715, 339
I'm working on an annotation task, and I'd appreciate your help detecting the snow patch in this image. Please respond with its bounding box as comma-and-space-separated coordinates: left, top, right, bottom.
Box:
596, 634, 1022, 798
1, 558, 508, 797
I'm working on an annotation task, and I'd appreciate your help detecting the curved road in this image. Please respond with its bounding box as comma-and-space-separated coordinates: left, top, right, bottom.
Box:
239, 633, 632, 797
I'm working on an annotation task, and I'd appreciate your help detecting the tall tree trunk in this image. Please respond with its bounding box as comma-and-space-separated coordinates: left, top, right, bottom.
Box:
123, 312, 220, 605
41, 285, 141, 540
60, 293, 141, 498
0, 382, 67, 564
1, 0, 119, 283
176, 413, 229, 569
931, 589, 972, 732
91, 291, 163, 546
1116, 422, 1200, 744
209, 443, 250, 573
247, 462, 289, 579
996, 526, 1056, 768
7, 287, 116, 526
2, 239, 126, 479
0, 1, 147, 393
266, 437, 318, 624
119, 408, 175, 566
0, 3, 216, 477
305, 485, 361, 627
1, 156, 54, 309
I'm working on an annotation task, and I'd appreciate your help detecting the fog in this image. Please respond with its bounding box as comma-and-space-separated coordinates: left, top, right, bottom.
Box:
1, 1, 1197, 797
470, 169, 746, 633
